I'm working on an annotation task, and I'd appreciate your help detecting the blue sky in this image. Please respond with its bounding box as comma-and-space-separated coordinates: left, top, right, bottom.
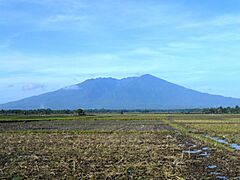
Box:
0, 0, 240, 103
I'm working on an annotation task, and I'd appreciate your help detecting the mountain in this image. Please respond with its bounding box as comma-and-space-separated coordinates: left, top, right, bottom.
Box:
1, 74, 240, 110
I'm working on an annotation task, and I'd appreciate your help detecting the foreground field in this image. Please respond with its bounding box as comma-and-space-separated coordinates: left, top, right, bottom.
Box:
169, 114, 240, 145
0, 114, 239, 179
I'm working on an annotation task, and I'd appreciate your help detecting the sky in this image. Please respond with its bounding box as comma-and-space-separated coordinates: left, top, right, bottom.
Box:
0, 0, 240, 103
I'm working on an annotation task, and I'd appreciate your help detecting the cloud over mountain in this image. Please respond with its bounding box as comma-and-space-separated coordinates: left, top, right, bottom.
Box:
1, 74, 240, 110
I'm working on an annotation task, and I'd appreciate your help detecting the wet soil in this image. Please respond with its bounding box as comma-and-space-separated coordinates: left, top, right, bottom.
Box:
0, 119, 174, 132
0, 132, 239, 179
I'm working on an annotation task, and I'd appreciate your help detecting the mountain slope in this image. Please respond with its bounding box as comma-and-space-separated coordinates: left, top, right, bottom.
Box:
1, 74, 240, 109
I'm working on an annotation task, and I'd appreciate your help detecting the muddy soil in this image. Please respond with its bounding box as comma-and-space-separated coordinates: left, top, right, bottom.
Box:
0, 119, 174, 132
0, 132, 239, 179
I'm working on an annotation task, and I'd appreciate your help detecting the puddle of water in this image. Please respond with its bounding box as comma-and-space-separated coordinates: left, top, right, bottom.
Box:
178, 144, 185, 147
209, 172, 221, 175
182, 149, 202, 154
185, 142, 197, 147
205, 135, 240, 151
208, 165, 217, 169
216, 176, 228, 179
206, 135, 228, 144
200, 147, 209, 155
230, 143, 240, 150
202, 146, 209, 150
200, 152, 209, 157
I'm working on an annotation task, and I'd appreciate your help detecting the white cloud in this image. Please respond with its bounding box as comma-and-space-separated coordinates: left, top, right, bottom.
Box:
22, 83, 46, 91
13, 0, 86, 8
180, 14, 240, 28
42, 14, 87, 25
129, 48, 161, 56
211, 14, 240, 26
167, 42, 202, 49
190, 32, 240, 42
32, 1, 189, 31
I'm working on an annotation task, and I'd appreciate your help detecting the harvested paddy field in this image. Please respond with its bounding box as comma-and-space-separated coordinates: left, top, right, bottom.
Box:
169, 114, 240, 146
0, 119, 173, 132
0, 114, 239, 179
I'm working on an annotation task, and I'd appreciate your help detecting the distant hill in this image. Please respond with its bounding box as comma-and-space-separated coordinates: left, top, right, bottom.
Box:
1, 74, 240, 110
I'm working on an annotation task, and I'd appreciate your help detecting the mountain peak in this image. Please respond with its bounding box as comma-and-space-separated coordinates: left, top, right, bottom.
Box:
138, 74, 169, 84
139, 74, 157, 79
1, 74, 240, 110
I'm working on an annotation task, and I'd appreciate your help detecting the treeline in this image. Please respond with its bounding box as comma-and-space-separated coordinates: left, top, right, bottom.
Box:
87, 107, 240, 114
0, 106, 240, 115
202, 106, 240, 114
0, 108, 203, 115
0, 109, 76, 115
86, 108, 203, 114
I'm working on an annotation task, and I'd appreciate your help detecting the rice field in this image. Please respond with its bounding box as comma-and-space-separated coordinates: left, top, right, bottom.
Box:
0, 114, 239, 179
171, 114, 240, 145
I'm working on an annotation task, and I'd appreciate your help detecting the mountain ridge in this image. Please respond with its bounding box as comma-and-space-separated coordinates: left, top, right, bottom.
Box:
0, 74, 240, 110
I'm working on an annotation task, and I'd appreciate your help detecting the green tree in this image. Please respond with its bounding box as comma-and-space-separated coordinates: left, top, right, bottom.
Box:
76, 109, 85, 116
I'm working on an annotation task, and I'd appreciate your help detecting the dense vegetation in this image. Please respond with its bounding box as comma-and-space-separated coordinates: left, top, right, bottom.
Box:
202, 106, 240, 114
0, 109, 74, 115
1, 106, 240, 115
